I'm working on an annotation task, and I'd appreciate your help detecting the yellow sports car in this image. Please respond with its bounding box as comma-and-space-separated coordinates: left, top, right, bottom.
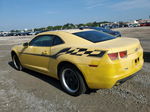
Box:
11, 29, 143, 96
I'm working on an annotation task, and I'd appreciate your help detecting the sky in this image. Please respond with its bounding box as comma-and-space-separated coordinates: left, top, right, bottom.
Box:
0, 0, 150, 31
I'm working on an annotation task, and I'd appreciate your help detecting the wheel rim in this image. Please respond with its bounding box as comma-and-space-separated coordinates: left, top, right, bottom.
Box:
13, 55, 20, 70
62, 68, 79, 93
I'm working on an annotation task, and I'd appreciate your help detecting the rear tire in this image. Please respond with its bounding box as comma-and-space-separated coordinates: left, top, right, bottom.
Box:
12, 54, 23, 71
59, 65, 86, 96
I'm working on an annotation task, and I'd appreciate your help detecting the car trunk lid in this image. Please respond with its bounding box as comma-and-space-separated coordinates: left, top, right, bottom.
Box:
93, 37, 140, 54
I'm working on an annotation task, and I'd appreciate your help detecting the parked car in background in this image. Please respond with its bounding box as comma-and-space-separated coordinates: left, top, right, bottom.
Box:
35, 30, 49, 35
0, 34, 3, 37
80, 27, 121, 37
29, 32, 36, 35
0, 33, 12, 36
15, 32, 31, 36
11, 29, 143, 96
140, 23, 150, 27
128, 24, 140, 27
6, 33, 16, 36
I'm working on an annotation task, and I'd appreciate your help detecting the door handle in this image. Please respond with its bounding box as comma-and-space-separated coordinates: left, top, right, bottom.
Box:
42, 51, 48, 55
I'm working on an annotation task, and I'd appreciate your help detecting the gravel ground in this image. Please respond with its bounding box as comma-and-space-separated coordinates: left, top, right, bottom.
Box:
0, 27, 150, 112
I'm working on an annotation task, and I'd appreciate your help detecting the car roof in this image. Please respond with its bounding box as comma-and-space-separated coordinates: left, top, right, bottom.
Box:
61, 29, 93, 33
37, 29, 95, 45
39, 29, 94, 34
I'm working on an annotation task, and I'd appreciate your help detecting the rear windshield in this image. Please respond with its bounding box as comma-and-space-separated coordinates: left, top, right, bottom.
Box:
73, 31, 116, 43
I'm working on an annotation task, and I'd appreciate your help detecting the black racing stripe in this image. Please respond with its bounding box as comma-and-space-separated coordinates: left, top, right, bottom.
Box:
51, 47, 71, 58
76, 54, 83, 56
88, 51, 106, 57
66, 50, 74, 54
78, 48, 87, 52
20, 48, 106, 59
84, 51, 93, 54
21, 53, 50, 57
94, 50, 101, 51
57, 48, 71, 54
20, 48, 72, 59
70, 52, 78, 55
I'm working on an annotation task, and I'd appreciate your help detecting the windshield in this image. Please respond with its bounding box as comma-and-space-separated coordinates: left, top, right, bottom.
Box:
73, 31, 116, 43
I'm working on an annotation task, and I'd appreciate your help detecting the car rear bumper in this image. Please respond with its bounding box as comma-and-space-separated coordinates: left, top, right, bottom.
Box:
115, 72, 138, 86
88, 60, 143, 89
78, 49, 144, 89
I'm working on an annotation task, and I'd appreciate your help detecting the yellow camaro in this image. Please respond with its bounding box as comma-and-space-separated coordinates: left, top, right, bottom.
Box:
11, 29, 143, 96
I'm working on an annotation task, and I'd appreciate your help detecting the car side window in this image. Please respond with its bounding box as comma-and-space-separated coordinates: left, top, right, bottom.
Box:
53, 36, 64, 46
29, 35, 53, 47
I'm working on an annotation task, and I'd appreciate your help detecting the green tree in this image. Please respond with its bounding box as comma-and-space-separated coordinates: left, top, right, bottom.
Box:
62, 23, 76, 29
34, 27, 45, 31
47, 26, 54, 31
76, 24, 85, 28
53, 25, 62, 30
10, 30, 16, 33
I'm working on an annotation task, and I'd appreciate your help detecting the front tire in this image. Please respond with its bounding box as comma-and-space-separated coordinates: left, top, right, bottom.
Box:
12, 54, 23, 71
59, 65, 86, 96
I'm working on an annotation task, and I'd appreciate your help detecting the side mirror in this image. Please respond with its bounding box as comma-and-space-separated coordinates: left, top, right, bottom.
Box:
23, 42, 29, 47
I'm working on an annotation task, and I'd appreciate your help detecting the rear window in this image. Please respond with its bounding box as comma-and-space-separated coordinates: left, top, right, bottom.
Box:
73, 31, 116, 43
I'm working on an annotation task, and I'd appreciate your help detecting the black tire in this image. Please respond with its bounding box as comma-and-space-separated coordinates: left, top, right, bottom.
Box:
59, 65, 87, 96
12, 54, 23, 71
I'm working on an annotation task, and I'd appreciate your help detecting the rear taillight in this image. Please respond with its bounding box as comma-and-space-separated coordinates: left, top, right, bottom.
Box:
119, 51, 127, 58
108, 53, 118, 60
108, 51, 127, 60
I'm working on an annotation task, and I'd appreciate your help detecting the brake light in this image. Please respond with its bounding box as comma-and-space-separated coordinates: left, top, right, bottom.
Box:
119, 51, 127, 58
108, 53, 118, 60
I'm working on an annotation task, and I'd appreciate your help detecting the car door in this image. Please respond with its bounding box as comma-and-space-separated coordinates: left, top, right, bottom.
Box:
20, 35, 53, 74
48, 35, 65, 78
